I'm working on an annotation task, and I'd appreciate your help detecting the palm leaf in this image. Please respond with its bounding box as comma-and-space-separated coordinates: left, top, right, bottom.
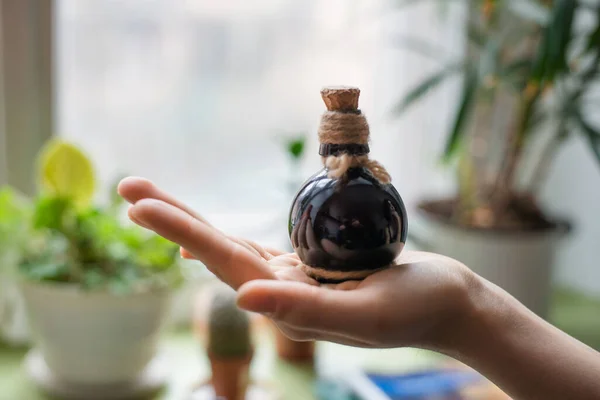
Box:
576, 113, 600, 169
442, 66, 479, 163
544, 0, 577, 82
529, 0, 577, 85
552, 0, 577, 76
530, 20, 552, 82
392, 63, 464, 115
585, 6, 600, 53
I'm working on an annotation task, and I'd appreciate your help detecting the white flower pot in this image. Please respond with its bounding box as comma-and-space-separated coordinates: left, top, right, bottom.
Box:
0, 277, 31, 346
19, 280, 171, 385
411, 206, 569, 319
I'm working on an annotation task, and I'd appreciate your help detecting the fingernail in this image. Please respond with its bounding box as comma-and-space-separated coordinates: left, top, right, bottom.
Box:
237, 294, 276, 315
180, 247, 194, 259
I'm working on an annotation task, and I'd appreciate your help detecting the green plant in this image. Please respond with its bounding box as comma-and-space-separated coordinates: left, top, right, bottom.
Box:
286, 136, 307, 160
0, 188, 32, 267
394, 0, 600, 229
0, 139, 182, 293
284, 134, 307, 162
207, 285, 252, 358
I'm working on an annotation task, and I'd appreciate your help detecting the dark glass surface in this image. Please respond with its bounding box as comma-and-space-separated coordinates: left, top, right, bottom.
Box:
288, 167, 408, 273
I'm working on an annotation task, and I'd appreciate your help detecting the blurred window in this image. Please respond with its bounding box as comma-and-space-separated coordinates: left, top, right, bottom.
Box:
56, 0, 381, 225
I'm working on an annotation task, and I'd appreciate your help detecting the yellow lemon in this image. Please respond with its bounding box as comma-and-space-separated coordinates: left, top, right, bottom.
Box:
38, 139, 96, 207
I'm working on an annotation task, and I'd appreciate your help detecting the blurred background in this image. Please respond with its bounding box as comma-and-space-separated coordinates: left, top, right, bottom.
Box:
52, 0, 600, 295
1, 0, 599, 399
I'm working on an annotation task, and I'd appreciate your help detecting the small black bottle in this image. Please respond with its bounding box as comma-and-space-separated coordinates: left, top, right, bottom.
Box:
288, 87, 408, 283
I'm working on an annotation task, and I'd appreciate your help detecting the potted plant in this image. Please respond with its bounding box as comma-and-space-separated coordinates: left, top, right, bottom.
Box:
394, 0, 600, 317
1, 139, 183, 393
205, 284, 253, 400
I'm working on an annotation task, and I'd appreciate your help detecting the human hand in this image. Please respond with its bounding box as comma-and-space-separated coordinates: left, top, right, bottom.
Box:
118, 177, 477, 351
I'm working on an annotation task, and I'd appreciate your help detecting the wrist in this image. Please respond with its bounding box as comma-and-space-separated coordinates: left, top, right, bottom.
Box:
433, 269, 521, 360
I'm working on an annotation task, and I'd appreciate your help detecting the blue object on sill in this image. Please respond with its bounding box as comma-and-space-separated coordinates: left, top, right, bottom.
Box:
363, 369, 483, 399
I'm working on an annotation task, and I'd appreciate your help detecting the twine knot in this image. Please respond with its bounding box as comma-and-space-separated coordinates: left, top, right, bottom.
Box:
318, 87, 391, 184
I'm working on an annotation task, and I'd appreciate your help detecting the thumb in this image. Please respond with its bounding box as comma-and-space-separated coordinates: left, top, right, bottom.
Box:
236, 280, 370, 334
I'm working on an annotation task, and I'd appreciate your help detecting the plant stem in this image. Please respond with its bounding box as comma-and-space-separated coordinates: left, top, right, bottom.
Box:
490, 85, 541, 215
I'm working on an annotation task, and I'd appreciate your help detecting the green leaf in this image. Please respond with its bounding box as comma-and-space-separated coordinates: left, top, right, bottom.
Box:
21, 261, 70, 282
136, 235, 178, 270
0, 186, 31, 266
584, 6, 600, 53
576, 114, 600, 169
37, 139, 96, 208
530, 22, 552, 82
549, 0, 577, 77
531, 0, 577, 84
442, 67, 479, 163
0, 187, 31, 236
32, 196, 73, 231
392, 63, 464, 115
287, 137, 306, 160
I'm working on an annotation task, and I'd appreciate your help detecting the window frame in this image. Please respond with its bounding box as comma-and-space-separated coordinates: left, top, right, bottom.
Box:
0, 0, 54, 195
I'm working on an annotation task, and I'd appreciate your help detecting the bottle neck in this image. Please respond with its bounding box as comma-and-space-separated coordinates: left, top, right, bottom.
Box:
317, 110, 370, 151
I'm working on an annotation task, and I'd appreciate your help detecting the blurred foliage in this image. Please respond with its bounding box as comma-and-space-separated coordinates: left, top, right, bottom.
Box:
285, 135, 307, 160
393, 0, 600, 228
0, 139, 182, 294
0, 188, 32, 267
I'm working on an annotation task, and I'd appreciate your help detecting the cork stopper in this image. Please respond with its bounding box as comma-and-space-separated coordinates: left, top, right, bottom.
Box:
321, 86, 360, 112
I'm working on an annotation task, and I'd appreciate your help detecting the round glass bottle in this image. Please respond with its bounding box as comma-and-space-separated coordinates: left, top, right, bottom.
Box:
288, 87, 408, 283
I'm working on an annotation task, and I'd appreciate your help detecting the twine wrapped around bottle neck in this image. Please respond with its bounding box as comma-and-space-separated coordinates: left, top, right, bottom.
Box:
318, 87, 391, 184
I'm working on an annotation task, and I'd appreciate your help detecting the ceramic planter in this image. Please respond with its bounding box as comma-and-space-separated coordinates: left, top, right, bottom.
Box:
19, 280, 170, 385
0, 276, 30, 346
412, 202, 570, 318
208, 351, 252, 400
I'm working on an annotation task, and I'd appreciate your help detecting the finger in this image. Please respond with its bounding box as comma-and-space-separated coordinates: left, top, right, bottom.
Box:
119, 178, 277, 262
118, 177, 214, 228
237, 279, 371, 335
183, 237, 264, 260
267, 254, 302, 268
234, 237, 272, 260
182, 238, 274, 261
129, 199, 276, 288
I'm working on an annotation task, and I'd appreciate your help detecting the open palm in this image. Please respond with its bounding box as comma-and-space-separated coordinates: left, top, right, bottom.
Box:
119, 177, 473, 350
